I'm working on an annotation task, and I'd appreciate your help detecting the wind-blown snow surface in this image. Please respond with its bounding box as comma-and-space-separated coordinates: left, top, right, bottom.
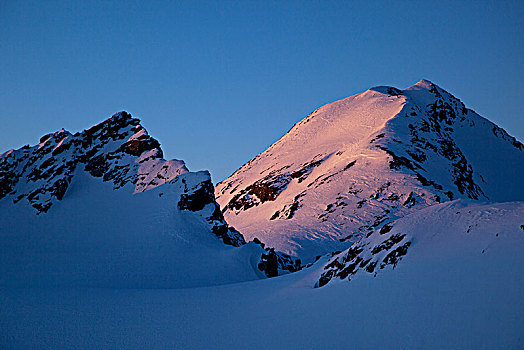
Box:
0, 171, 264, 288
2, 201, 523, 349
0, 112, 262, 288
216, 80, 524, 262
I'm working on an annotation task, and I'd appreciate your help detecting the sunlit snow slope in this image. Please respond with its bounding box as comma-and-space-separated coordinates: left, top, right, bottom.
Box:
216, 80, 524, 262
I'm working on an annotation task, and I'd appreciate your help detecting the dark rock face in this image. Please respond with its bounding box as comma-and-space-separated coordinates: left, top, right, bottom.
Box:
222, 156, 326, 214
269, 192, 306, 221
373, 83, 488, 201
371, 233, 406, 254
316, 225, 412, 287
177, 176, 246, 247
51, 178, 70, 200
211, 224, 246, 247
122, 137, 162, 157
178, 180, 216, 212
257, 247, 302, 278
258, 249, 279, 277
248, 181, 280, 203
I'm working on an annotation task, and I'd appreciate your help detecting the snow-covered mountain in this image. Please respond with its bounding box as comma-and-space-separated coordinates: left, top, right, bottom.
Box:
0, 112, 299, 288
0, 111, 190, 215
216, 80, 524, 262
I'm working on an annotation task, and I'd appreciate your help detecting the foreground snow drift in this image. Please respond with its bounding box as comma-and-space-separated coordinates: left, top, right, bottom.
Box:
0, 171, 265, 288
1, 201, 523, 349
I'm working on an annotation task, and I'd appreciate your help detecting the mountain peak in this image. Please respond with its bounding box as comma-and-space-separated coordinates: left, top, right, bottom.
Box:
113, 110, 132, 119
216, 80, 524, 260
0, 112, 189, 214
404, 79, 445, 95
84, 110, 140, 138
411, 79, 436, 89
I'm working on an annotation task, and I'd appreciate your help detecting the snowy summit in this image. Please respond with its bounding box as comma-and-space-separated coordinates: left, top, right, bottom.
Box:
216, 80, 524, 261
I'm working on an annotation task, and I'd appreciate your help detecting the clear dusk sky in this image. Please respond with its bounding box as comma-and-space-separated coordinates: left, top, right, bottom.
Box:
1, 1, 523, 182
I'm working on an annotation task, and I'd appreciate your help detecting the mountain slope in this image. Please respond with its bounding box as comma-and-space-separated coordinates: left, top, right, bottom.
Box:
216, 80, 524, 261
0, 112, 269, 288
316, 200, 524, 287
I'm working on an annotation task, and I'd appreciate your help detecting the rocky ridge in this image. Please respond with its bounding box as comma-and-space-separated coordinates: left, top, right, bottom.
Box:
0, 111, 244, 246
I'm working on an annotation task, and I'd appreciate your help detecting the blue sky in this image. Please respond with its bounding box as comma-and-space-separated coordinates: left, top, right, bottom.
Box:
1, 1, 523, 182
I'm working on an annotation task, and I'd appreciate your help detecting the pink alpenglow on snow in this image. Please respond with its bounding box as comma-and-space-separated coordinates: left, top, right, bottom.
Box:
216, 80, 524, 262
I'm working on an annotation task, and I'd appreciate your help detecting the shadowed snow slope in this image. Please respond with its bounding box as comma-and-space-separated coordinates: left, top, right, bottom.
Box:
1, 201, 523, 349
0, 112, 263, 288
216, 80, 524, 262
